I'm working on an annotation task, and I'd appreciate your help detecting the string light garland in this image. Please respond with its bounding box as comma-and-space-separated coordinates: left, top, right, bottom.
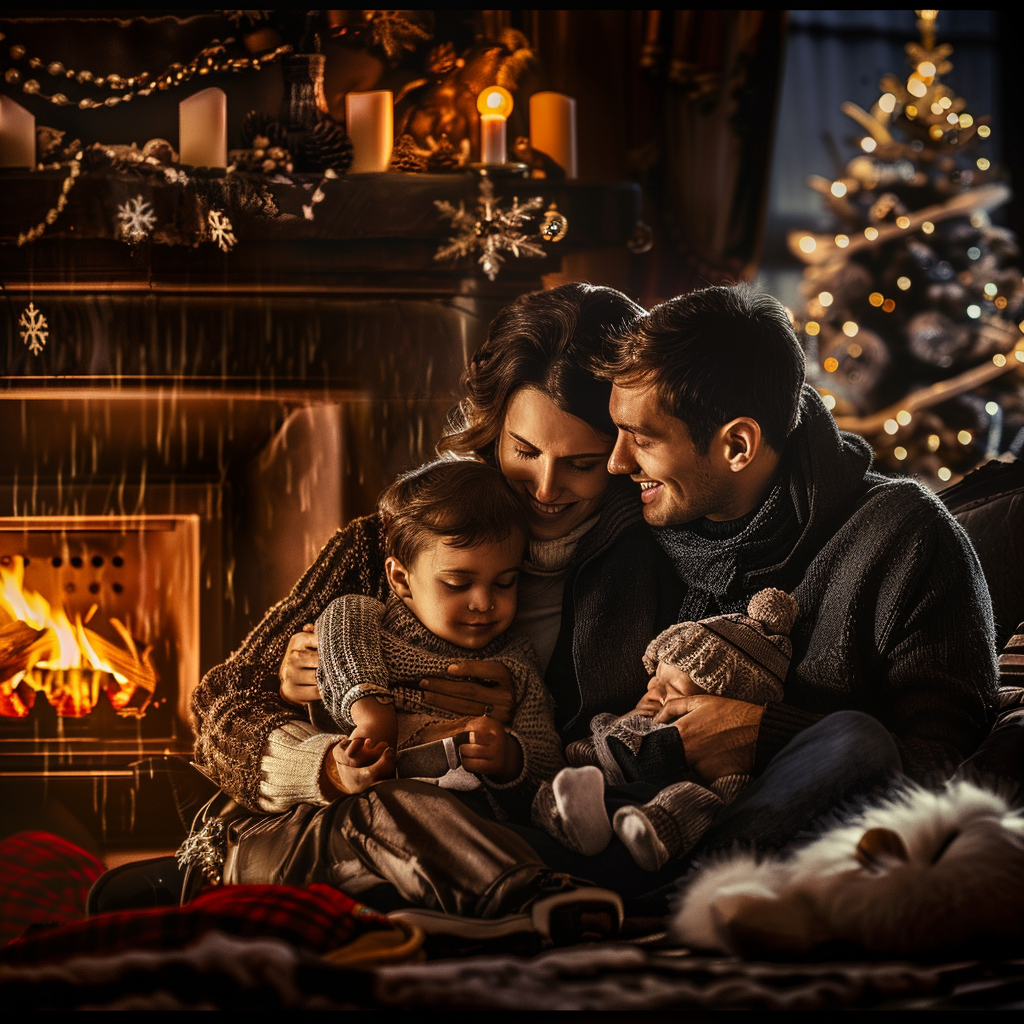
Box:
0, 30, 292, 109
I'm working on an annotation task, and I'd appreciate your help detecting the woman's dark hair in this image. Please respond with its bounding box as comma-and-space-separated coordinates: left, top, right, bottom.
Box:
437, 282, 646, 461
380, 459, 529, 568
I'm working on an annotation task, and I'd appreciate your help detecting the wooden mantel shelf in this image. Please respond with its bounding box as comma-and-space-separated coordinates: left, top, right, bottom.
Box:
0, 167, 642, 289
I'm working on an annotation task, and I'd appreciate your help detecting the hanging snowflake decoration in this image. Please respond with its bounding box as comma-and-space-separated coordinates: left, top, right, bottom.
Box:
19, 303, 49, 355
435, 178, 556, 281
207, 209, 237, 252
116, 195, 157, 243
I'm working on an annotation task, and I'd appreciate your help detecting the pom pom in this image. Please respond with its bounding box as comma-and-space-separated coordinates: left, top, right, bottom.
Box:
747, 588, 798, 637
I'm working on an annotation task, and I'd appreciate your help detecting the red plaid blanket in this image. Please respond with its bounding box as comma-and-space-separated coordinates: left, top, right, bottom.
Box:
0, 831, 105, 945
2, 880, 394, 965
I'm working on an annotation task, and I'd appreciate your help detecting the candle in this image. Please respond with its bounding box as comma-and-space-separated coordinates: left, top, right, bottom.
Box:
179, 87, 227, 168
0, 96, 36, 169
529, 92, 577, 179
477, 86, 513, 165
346, 90, 393, 173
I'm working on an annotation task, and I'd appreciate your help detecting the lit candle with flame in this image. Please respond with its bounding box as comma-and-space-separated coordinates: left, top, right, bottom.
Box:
477, 86, 513, 165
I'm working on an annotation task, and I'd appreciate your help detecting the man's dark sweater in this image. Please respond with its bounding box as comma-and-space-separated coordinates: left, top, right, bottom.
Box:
654, 386, 998, 781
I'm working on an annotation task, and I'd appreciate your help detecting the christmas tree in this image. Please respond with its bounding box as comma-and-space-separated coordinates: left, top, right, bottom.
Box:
790, 10, 1024, 487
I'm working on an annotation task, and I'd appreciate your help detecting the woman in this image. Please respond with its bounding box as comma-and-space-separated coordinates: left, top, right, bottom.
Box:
187, 283, 684, 913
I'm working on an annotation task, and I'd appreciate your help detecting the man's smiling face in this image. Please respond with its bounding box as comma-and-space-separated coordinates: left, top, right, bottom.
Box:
608, 381, 734, 527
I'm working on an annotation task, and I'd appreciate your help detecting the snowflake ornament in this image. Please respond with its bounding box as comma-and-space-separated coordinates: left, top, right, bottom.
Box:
116, 195, 157, 243
434, 178, 550, 281
19, 303, 48, 355
207, 209, 237, 252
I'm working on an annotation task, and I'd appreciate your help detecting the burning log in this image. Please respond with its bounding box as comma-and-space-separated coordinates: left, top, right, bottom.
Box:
0, 619, 57, 679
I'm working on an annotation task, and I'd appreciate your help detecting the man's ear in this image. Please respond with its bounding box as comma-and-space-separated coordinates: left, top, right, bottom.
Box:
717, 417, 763, 472
385, 556, 413, 599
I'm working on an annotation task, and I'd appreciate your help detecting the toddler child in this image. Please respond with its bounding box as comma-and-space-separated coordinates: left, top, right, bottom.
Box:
533, 588, 799, 869
314, 459, 565, 818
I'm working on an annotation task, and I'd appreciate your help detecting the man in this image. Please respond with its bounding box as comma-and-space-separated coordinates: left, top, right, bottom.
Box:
603, 284, 997, 847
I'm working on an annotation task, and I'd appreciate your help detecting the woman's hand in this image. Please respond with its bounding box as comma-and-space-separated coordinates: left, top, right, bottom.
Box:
459, 716, 523, 782
417, 660, 514, 726
279, 624, 320, 705
320, 736, 395, 797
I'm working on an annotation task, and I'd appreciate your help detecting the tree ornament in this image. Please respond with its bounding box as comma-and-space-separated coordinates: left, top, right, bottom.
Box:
539, 205, 568, 242
18, 303, 48, 355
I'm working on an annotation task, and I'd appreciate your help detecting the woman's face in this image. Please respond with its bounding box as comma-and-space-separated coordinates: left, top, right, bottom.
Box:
496, 387, 614, 541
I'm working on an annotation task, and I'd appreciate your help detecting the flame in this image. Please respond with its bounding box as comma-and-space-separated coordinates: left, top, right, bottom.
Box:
0, 556, 155, 718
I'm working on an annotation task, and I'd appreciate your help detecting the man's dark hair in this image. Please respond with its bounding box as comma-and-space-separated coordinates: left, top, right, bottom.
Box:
605, 284, 805, 454
380, 459, 529, 568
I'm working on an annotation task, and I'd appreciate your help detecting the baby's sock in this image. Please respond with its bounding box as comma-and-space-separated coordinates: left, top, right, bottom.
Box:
612, 805, 670, 872
553, 766, 612, 856
613, 776, 747, 872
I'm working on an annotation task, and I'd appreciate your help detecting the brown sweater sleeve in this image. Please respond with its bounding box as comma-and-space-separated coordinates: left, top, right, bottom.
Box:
190, 514, 389, 810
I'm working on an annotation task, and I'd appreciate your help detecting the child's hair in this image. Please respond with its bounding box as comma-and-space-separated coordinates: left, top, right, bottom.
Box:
379, 459, 530, 568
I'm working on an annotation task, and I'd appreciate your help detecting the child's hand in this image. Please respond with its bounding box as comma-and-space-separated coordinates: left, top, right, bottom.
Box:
321, 737, 395, 796
459, 716, 523, 782
343, 729, 391, 768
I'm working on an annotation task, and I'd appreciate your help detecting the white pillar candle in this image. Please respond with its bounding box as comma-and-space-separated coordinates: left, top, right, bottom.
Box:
480, 116, 507, 165
529, 91, 577, 179
0, 96, 36, 168
477, 86, 513, 165
179, 87, 227, 168
345, 90, 393, 173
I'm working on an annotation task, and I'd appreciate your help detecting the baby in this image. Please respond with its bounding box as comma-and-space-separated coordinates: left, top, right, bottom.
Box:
533, 588, 799, 870
314, 459, 564, 817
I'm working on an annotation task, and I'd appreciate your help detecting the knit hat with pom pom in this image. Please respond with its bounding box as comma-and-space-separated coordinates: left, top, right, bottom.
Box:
643, 588, 799, 704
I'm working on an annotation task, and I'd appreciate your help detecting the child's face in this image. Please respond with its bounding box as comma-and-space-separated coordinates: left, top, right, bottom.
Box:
388, 533, 523, 649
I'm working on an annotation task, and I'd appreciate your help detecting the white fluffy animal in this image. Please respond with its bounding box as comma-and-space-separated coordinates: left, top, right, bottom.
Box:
671, 779, 1024, 957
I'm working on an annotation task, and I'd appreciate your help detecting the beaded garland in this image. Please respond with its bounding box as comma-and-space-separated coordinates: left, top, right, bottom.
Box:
0, 29, 291, 110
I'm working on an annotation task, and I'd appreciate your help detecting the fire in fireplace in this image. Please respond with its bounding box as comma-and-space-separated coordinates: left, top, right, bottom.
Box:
0, 515, 198, 772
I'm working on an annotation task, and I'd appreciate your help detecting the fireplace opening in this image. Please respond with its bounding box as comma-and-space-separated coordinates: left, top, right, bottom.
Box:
0, 515, 199, 773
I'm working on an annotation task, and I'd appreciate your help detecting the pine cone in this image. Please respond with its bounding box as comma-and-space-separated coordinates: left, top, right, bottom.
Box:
241, 111, 286, 150
425, 133, 462, 172
300, 118, 353, 173
389, 133, 427, 173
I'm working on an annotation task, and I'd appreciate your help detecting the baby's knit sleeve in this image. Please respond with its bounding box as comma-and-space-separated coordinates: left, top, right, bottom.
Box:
315, 594, 392, 728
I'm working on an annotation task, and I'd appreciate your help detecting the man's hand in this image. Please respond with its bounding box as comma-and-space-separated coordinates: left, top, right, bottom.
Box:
320, 736, 395, 797
417, 661, 514, 726
459, 716, 522, 782
655, 694, 764, 781
636, 662, 701, 715
279, 624, 320, 705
